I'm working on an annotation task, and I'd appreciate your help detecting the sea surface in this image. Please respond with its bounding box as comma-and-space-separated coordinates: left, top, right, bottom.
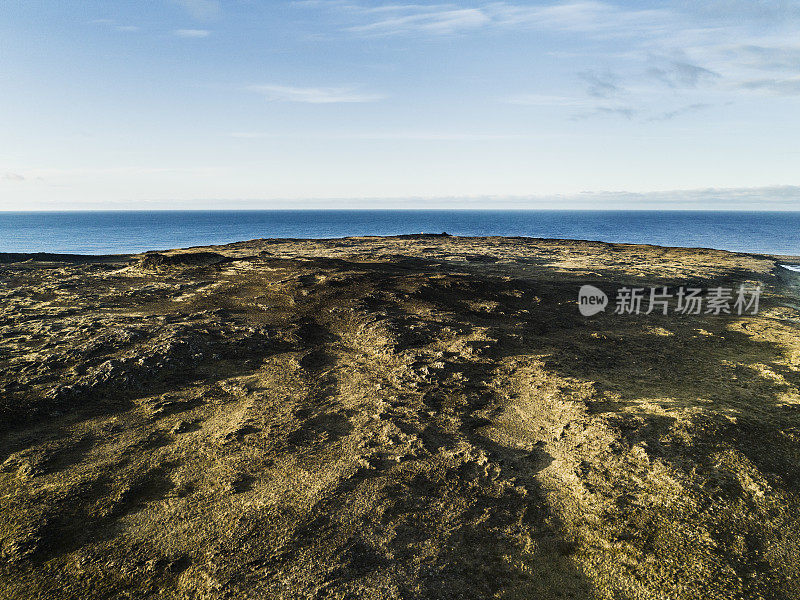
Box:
0, 210, 798, 256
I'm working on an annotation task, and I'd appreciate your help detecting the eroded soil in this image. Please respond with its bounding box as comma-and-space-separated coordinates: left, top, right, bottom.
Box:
1, 235, 800, 599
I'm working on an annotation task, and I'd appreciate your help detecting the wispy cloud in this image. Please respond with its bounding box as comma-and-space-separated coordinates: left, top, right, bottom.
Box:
725, 44, 800, 73
174, 28, 211, 38
2, 173, 26, 182
738, 77, 800, 95
565, 185, 800, 211
647, 103, 715, 122
571, 106, 638, 120
681, 1, 800, 23
510, 96, 719, 123
347, 8, 490, 36
248, 84, 386, 103
504, 94, 589, 107
579, 70, 623, 98
596, 106, 636, 119
296, 1, 673, 38
488, 1, 672, 36
174, 0, 221, 20
91, 19, 140, 33
301, 0, 800, 120
231, 131, 526, 140
647, 60, 721, 88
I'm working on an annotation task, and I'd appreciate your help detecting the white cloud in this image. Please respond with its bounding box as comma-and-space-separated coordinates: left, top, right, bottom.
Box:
647, 60, 721, 88
579, 70, 624, 97
299, 0, 800, 108
738, 77, 800, 95
489, 1, 672, 35
2, 173, 26, 182
480, 1, 800, 121
504, 94, 590, 106
231, 131, 527, 140
572, 185, 800, 210
298, 1, 674, 38
571, 106, 638, 120
680, 1, 800, 23
91, 19, 140, 32
248, 84, 386, 103
506, 93, 720, 122
174, 0, 221, 20
647, 103, 715, 122
174, 28, 211, 38
347, 8, 490, 36
731, 44, 800, 72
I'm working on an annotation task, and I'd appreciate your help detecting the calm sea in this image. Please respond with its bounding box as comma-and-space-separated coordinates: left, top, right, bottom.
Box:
0, 210, 798, 256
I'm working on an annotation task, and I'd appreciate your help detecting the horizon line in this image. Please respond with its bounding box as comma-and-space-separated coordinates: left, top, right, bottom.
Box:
2, 207, 800, 213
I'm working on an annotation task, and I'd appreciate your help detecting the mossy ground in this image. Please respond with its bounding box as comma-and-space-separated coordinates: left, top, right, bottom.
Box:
1, 236, 799, 599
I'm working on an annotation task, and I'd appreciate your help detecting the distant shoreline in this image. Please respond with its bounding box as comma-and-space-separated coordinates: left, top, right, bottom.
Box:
1, 210, 798, 256
3, 208, 800, 214
0, 236, 798, 264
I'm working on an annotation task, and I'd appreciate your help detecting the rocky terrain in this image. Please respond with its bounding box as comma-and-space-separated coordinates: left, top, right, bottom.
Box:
1, 235, 800, 599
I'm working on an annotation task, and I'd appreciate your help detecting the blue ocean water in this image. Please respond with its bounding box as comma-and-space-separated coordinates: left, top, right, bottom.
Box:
0, 210, 798, 256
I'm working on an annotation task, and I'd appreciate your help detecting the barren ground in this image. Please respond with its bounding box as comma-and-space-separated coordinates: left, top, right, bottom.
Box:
2, 235, 800, 599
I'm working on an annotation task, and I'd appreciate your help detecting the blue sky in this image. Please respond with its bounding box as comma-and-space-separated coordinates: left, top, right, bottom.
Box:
1, 0, 800, 209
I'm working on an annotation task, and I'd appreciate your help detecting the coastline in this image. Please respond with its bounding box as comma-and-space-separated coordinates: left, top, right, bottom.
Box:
2, 210, 800, 256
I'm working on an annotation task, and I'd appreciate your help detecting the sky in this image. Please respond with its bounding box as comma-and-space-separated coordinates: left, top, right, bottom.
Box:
1, 0, 800, 210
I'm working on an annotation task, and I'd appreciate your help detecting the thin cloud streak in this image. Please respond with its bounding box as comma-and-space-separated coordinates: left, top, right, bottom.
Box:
347, 8, 490, 36
647, 103, 715, 122
230, 131, 529, 140
579, 70, 623, 98
647, 61, 721, 88
2, 173, 26, 182
729, 44, 800, 72
174, 0, 221, 20
571, 106, 638, 120
738, 77, 800, 95
91, 19, 140, 32
504, 94, 590, 107
489, 1, 672, 35
248, 84, 386, 103
174, 29, 211, 37
298, 1, 675, 37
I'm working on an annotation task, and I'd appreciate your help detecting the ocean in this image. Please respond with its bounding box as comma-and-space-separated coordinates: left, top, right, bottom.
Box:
0, 210, 798, 256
